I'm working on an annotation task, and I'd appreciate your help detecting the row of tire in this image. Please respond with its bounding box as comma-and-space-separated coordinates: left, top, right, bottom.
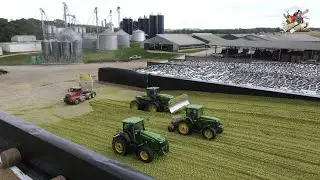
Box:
0, 148, 65, 180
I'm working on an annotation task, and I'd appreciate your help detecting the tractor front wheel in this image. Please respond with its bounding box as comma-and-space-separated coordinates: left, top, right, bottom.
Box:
202, 127, 217, 139
130, 100, 140, 110
137, 146, 154, 163
74, 99, 80, 105
177, 120, 191, 135
168, 125, 175, 132
112, 136, 128, 155
147, 103, 158, 113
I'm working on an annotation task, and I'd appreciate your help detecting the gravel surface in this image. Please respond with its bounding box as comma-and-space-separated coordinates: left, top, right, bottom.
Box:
0, 62, 146, 123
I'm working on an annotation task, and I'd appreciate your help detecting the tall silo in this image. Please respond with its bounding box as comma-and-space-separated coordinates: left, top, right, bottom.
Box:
157, 14, 164, 34
133, 20, 139, 30
61, 41, 71, 57
138, 18, 143, 30
41, 40, 51, 63
149, 15, 157, 38
72, 40, 82, 60
132, 29, 145, 42
51, 26, 57, 37
45, 25, 52, 39
122, 18, 129, 34
97, 29, 118, 51
128, 18, 133, 35
51, 41, 61, 58
143, 17, 149, 37
116, 29, 130, 48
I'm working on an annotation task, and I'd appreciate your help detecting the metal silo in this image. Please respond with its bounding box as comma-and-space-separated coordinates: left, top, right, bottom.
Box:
41, 40, 51, 56
138, 18, 143, 30
132, 29, 145, 42
51, 26, 57, 34
51, 41, 61, 57
128, 18, 133, 35
116, 29, 130, 48
61, 41, 71, 57
57, 27, 82, 42
72, 40, 82, 57
157, 14, 164, 34
83, 34, 97, 50
143, 17, 149, 36
133, 21, 139, 30
123, 18, 129, 34
149, 15, 157, 38
46, 25, 52, 34
97, 29, 118, 51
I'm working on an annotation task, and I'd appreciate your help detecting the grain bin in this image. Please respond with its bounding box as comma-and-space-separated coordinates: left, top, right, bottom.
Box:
57, 27, 82, 42
132, 29, 145, 42
51, 41, 61, 58
83, 34, 97, 50
116, 29, 130, 48
61, 41, 71, 57
51, 26, 57, 34
41, 40, 51, 56
97, 29, 117, 51
72, 40, 82, 57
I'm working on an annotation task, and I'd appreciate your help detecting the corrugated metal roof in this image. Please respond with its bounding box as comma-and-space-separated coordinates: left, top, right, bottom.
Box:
152, 34, 205, 45
209, 38, 320, 50
242, 33, 320, 42
192, 33, 227, 44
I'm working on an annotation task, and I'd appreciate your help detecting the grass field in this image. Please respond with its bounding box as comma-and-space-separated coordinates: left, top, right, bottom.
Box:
40, 91, 320, 180
83, 43, 179, 63
0, 53, 40, 65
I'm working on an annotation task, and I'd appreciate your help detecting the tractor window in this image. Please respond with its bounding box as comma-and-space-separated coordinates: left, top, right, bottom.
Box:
123, 123, 131, 131
135, 122, 145, 131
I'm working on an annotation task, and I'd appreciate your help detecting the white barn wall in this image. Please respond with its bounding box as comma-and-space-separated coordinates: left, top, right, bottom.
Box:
3, 42, 41, 53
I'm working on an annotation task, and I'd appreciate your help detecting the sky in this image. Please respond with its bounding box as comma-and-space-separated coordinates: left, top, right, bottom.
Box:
0, 0, 319, 29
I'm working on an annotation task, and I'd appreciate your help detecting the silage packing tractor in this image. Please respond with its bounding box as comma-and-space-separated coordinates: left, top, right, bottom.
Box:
130, 87, 190, 113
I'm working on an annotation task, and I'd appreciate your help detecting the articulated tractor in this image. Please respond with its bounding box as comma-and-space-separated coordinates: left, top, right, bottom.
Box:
130, 87, 190, 113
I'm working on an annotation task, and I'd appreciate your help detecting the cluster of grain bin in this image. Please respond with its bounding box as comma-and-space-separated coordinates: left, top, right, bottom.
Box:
41, 27, 83, 64
83, 34, 97, 50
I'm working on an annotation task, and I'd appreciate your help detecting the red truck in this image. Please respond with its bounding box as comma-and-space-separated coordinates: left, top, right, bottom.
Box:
64, 86, 96, 105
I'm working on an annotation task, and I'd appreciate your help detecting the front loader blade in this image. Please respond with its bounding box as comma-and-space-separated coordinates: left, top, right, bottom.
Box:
168, 94, 190, 113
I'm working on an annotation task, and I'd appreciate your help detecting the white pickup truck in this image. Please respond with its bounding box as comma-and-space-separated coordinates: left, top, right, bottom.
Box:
129, 55, 141, 60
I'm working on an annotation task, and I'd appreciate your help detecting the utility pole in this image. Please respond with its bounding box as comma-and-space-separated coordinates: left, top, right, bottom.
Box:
94, 7, 98, 34
104, 19, 107, 28
117, 7, 121, 28
40, 8, 46, 40
62, 2, 68, 27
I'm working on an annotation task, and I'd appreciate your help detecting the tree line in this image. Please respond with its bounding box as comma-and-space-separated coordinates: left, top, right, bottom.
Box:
0, 17, 319, 42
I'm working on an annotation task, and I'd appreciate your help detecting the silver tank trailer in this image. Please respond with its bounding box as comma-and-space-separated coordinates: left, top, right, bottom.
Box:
98, 29, 117, 51
116, 29, 130, 48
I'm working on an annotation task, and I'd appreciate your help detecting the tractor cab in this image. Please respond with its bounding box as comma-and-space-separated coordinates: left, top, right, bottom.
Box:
185, 104, 203, 121
146, 87, 160, 100
122, 117, 146, 143
68, 86, 82, 92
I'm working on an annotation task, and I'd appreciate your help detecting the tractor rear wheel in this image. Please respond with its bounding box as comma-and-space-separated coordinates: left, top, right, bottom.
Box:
137, 145, 154, 163
147, 103, 158, 113
112, 136, 128, 155
202, 127, 217, 139
130, 100, 140, 110
177, 120, 191, 135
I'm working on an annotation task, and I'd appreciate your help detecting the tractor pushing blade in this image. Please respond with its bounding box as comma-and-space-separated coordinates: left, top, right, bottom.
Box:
168, 94, 190, 113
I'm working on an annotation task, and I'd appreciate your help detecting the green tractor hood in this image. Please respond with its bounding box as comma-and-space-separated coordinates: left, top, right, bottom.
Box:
140, 130, 166, 143
201, 115, 221, 122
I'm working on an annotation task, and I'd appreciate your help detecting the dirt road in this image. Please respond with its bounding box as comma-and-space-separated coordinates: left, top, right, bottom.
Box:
0, 62, 146, 124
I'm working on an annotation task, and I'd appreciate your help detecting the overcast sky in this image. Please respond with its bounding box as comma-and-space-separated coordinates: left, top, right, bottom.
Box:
0, 0, 319, 29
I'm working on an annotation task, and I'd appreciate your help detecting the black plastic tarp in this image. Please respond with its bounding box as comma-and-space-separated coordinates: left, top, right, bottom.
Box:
0, 110, 154, 180
98, 67, 148, 88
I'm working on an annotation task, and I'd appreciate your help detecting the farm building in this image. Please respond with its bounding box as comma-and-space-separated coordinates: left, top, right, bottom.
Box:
142, 34, 205, 51
0, 42, 41, 53
192, 33, 227, 44
11, 35, 37, 42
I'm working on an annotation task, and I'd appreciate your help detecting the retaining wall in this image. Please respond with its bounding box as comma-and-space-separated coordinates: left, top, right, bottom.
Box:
0, 110, 154, 180
98, 67, 320, 101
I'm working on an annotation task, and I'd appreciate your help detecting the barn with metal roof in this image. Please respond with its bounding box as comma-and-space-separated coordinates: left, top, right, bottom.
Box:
142, 34, 205, 51
191, 33, 227, 44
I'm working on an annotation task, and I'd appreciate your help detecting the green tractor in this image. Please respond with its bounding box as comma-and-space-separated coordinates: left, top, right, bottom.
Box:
130, 87, 189, 113
168, 104, 224, 139
112, 117, 169, 163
